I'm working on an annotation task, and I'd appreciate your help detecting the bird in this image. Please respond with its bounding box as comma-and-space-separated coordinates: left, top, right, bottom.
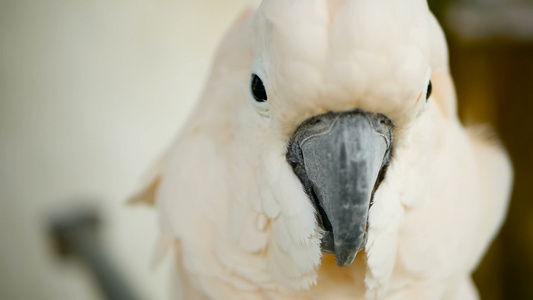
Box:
130, 0, 513, 299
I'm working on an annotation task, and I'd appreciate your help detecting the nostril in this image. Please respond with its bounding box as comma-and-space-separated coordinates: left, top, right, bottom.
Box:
379, 116, 391, 126
311, 118, 322, 125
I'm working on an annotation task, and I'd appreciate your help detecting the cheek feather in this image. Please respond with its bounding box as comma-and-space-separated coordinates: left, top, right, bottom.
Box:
416, 92, 423, 104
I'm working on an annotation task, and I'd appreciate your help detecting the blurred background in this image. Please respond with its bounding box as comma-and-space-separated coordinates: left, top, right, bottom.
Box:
0, 0, 531, 299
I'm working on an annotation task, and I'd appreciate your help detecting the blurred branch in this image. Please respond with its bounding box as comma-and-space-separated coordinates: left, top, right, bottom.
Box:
445, 3, 533, 42
49, 208, 143, 300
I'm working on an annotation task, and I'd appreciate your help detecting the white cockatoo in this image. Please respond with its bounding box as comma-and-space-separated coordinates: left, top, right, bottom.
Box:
131, 0, 513, 299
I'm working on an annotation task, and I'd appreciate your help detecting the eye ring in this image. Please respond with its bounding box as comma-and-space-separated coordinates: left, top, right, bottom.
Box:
251, 74, 268, 102
426, 80, 432, 101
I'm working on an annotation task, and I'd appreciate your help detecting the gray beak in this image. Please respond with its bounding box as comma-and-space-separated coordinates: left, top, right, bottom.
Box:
286, 110, 393, 267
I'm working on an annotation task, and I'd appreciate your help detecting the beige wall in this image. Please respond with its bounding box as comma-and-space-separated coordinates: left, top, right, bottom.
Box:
0, 0, 248, 299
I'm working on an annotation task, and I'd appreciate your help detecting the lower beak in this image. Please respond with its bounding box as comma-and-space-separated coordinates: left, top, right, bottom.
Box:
287, 110, 393, 267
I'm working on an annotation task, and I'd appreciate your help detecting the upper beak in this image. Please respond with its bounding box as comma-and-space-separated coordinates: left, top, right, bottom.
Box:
286, 110, 393, 267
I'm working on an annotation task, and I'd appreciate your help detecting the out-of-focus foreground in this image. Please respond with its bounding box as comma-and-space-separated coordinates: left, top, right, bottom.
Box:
0, 0, 531, 299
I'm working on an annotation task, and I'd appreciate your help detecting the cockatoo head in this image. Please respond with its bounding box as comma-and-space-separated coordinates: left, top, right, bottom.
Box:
146, 0, 503, 296
242, 0, 434, 271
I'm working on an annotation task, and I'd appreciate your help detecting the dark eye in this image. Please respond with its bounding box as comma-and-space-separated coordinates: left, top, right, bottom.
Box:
426, 80, 432, 101
251, 74, 268, 102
